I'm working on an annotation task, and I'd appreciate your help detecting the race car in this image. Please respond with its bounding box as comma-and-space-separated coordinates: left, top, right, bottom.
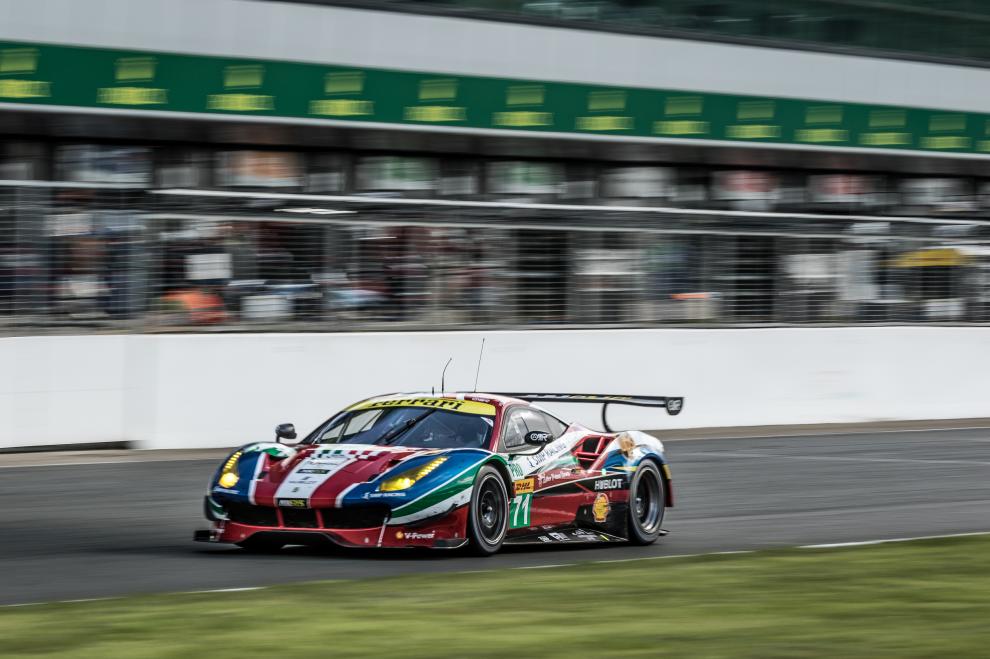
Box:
194, 391, 683, 555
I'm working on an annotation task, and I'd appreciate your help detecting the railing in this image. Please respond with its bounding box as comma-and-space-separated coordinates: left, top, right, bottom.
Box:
1, 181, 989, 335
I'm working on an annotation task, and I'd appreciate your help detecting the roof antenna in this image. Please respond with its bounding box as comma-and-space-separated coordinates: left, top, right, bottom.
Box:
441, 357, 452, 394
473, 337, 486, 392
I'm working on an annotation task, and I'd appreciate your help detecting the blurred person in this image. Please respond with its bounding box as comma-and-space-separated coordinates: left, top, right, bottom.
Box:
55, 235, 108, 318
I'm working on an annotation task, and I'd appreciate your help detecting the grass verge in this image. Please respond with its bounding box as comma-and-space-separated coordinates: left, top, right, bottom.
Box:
3, 536, 990, 658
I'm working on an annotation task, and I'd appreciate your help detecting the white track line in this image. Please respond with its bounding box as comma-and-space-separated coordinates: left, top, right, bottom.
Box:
800, 530, 990, 549
0, 457, 218, 470
665, 425, 990, 442
679, 450, 990, 467
594, 554, 695, 564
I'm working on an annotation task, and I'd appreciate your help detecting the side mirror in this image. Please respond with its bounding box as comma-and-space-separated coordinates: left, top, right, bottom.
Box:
524, 430, 553, 446
275, 423, 297, 441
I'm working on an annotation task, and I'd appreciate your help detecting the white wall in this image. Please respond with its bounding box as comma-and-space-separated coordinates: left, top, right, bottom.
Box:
2, 328, 989, 450
0, 335, 128, 448
1, 0, 989, 113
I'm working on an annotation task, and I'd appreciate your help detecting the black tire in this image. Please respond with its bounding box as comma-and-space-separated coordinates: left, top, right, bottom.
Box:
466, 465, 509, 556
236, 535, 285, 553
627, 461, 666, 545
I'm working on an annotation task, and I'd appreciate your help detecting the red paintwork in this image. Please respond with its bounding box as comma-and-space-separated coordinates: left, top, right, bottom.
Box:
216, 504, 470, 549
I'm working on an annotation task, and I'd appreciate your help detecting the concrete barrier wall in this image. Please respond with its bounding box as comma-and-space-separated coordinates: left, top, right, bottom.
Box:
2, 328, 988, 450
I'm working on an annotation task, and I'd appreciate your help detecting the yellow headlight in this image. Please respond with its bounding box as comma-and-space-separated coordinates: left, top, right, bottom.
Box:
217, 450, 242, 488
379, 457, 447, 492
218, 471, 239, 488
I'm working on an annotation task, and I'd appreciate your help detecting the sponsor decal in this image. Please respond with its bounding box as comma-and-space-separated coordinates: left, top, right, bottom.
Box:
290, 475, 320, 485
510, 493, 532, 528
278, 498, 307, 508
298, 468, 331, 474
537, 470, 572, 486
513, 478, 535, 495
618, 433, 636, 458
301, 454, 355, 468
527, 431, 553, 443
518, 439, 573, 472
396, 530, 436, 540
538, 535, 552, 543
364, 491, 406, 499
593, 493, 610, 523
594, 478, 625, 491
549, 532, 568, 541
350, 397, 496, 416
666, 397, 684, 415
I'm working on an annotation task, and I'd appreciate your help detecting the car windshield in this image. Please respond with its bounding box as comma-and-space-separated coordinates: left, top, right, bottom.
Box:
314, 406, 495, 450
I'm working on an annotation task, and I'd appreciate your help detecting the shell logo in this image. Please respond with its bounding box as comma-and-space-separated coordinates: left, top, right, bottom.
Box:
592, 493, 610, 523
618, 433, 636, 458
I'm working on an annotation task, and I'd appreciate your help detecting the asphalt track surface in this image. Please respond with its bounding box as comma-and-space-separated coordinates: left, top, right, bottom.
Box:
3, 428, 990, 605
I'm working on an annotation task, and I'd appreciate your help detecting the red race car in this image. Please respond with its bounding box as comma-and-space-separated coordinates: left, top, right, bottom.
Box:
195, 392, 682, 555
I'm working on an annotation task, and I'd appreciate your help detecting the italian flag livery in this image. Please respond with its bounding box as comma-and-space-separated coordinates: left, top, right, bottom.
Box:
197, 392, 681, 553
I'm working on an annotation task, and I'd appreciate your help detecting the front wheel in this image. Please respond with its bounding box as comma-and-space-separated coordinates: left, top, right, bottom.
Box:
627, 461, 666, 545
466, 465, 509, 556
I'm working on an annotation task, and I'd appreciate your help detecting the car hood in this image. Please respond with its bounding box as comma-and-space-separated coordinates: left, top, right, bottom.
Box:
213, 442, 486, 510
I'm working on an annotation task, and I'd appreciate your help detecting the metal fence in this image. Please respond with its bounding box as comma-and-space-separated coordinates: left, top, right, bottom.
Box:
1, 181, 989, 335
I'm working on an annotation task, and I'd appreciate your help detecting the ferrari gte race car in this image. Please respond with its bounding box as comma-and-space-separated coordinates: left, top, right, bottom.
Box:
195, 392, 683, 555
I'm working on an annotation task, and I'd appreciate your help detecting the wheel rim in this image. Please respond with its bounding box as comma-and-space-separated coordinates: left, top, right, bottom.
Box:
634, 469, 663, 534
476, 476, 506, 544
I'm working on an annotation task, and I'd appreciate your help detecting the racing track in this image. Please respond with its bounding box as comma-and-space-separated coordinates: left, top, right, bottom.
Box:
3, 428, 990, 605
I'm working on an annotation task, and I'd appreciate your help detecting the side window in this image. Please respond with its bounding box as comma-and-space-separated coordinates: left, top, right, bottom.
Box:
519, 409, 550, 434
500, 408, 562, 453
540, 412, 568, 438
500, 409, 529, 451
319, 408, 381, 442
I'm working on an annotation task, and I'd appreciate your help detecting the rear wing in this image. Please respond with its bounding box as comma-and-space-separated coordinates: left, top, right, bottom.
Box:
494, 393, 683, 432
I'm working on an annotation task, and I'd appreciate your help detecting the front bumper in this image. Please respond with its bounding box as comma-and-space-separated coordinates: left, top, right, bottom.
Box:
195, 504, 469, 549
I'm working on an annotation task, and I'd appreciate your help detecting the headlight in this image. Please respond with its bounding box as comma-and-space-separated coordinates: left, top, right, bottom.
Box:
379, 457, 447, 492
217, 450, 243, 488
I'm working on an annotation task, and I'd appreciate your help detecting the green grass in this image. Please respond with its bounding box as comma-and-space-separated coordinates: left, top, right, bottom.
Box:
4, 536, 990, 658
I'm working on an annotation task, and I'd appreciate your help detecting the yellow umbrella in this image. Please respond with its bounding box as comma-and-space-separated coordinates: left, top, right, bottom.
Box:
891, 248, 969, 268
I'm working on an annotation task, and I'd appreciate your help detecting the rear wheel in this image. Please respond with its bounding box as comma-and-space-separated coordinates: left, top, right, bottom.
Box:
236, 535, 285, 553
627, 461, 665, 545
466, 465, 509, 556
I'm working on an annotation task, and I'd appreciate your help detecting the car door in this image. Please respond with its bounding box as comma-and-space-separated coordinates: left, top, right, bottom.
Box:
501, 407, 590, 531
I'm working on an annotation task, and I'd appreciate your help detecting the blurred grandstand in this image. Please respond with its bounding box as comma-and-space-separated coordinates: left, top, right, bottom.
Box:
336, 0, 990, 64
0, 0, 989, 333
